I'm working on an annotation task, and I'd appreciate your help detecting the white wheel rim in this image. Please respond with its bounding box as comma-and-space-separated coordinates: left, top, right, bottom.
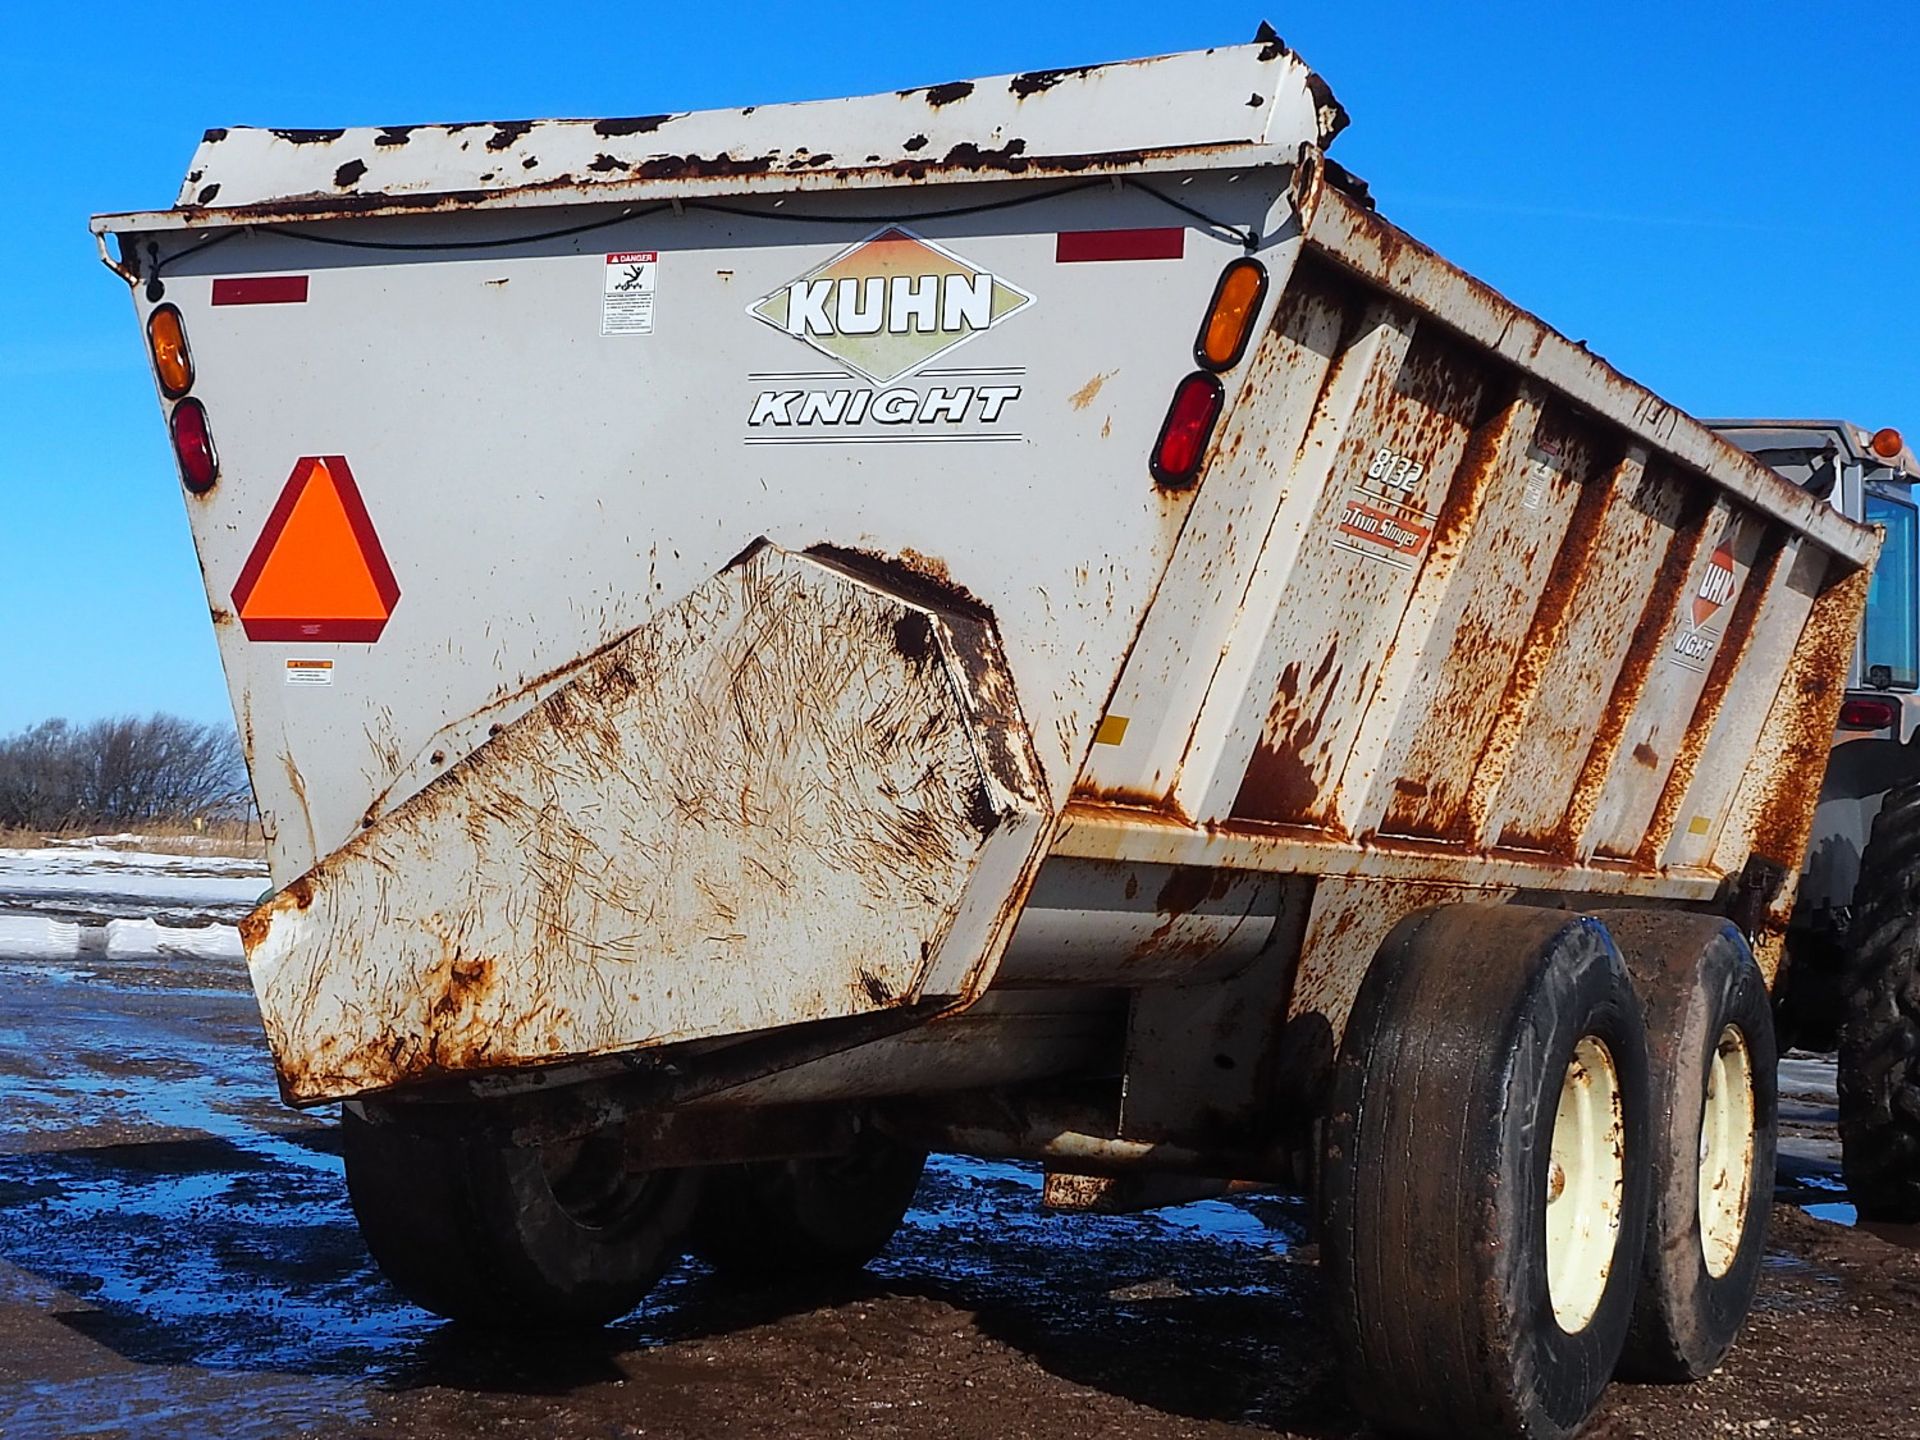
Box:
1546, 1035, 1626, 1333
1697, 1024, 1755, 1279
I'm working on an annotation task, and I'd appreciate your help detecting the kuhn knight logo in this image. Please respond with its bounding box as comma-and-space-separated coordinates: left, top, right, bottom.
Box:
749, 227, 1033, 384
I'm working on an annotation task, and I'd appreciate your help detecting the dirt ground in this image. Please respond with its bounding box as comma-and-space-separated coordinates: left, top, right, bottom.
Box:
5, 931, 1920, 1439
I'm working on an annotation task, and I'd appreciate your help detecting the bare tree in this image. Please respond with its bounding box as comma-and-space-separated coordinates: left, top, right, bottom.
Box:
0, 714, 251, 830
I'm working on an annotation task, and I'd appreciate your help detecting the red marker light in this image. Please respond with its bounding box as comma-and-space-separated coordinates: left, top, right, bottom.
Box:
170, 399, 219, 493
1839, 697, 1899, 731
1150, 372, 1224, 488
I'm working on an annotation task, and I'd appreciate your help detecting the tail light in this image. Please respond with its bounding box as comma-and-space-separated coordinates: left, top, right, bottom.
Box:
146, 304, 195, 398
170, 399, 220, 493
1839, 696, 1899, 731
1150, 373, 1224, 488
1194, 258, 1267, 371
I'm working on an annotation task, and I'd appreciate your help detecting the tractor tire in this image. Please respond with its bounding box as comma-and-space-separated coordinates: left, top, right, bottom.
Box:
1840, 777, 1920, 1222
691, 1125, 926, 1281
1595, 911, 1775, 1381
1322, 904, 1652, 1440
342, 1103, 700, 1327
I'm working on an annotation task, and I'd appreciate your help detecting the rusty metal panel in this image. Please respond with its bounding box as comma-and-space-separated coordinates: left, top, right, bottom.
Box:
1482, 453, 1678, 850
1582, 503, 1771, 858
1658, 541, 1825, 870
1712, 561, 1875, 909
1230, 326, 1492, 827
1362, 405, 1594, 840
241, 546, 1050, 1102
1077, 253, 1355, 812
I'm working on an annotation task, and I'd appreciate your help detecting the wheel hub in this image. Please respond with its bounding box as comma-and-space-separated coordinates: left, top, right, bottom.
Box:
1546, 1034, 1626, 1333
1697, 1024, 1755, 1279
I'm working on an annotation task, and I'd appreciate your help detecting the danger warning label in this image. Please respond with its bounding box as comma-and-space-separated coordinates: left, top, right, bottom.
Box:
602, 252, 657, 336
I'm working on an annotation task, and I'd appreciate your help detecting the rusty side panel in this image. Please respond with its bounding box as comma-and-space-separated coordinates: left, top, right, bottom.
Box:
1076, 256, 1354, 812
1584, 501, 1770, 858
1713, 559, 1876, 927
243, 546, 1049, 1103
1482, 452, 1669, 849
1232, 324, 1491, 827
1630, 527, 1790, 867
1368, 401, 1597, 840
1528, 479, 1718, 854
1655, 540, 1824, 871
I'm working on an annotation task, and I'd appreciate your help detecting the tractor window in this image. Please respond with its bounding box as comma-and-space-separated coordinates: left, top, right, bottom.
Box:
1864, 492, 1919, 689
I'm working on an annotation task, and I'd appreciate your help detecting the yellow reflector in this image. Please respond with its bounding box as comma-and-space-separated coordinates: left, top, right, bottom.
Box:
1094, 714, 1131, 746
1195, 257, 1268, 372
147, 303, 194, 398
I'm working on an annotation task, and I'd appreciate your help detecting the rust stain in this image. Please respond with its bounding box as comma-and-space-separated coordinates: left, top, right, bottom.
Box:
1069, 371, 1115, 411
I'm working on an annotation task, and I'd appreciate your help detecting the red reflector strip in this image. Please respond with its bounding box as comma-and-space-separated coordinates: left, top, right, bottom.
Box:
212, 276, 310, 306
1055, 228, 1185, 263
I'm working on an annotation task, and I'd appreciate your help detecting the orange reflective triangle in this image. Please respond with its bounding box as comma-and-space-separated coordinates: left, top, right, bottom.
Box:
232, 456, 400, 642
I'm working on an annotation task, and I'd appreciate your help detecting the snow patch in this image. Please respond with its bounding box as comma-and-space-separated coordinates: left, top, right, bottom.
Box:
0, 912, 243, 964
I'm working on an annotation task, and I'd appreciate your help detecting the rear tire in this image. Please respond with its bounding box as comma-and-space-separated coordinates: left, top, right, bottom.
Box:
1322, 905, 1652, 1440
1595, 911, 1775, 1381
342, 1104, 699, 1327
691, 1124, 926, 1280
1840, 778, 1920, 1222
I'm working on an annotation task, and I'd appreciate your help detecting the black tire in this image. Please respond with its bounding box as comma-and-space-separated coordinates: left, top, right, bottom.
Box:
1594, 911, 1775, 1381
690, 1124, 926, 1280
342, 1104, 700, 1327
1322, 904, 1653, 1440
1840, 777, 1920, 1222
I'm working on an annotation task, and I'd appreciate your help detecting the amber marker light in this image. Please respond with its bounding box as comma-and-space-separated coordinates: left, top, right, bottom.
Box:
1870, 427, 1906, 462
1194, 257, 1268, 372
147, 303, 195, 398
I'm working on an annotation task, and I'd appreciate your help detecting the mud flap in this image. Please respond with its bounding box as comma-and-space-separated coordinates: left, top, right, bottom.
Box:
240, 543, 1051, 1103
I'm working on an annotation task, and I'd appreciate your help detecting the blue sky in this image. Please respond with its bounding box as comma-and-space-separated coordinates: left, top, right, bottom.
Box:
2, 3, 1914, 735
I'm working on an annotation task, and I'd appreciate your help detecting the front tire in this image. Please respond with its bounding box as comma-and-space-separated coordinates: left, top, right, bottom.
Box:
1322, 905, 1652, 1440
342, 1103, 700, 1327
1840, 777, 1920, 1222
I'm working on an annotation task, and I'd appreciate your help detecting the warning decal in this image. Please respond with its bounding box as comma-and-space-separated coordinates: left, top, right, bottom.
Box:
602, 251, 657, 336
1670, 521, 1740, 674
232, 456, 400, 643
